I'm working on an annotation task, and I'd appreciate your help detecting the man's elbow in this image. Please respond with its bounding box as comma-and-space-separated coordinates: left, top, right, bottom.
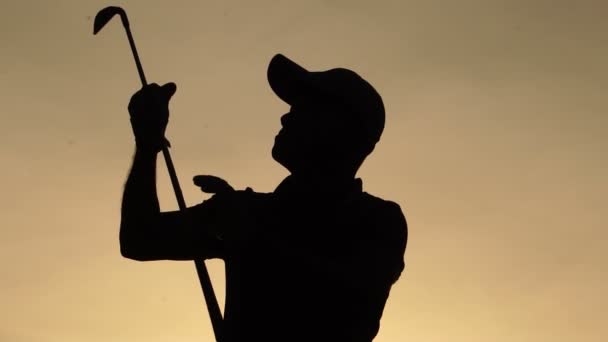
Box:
119, 245, 141, 261
120, 237, 147, 261
119, 226, 154, 261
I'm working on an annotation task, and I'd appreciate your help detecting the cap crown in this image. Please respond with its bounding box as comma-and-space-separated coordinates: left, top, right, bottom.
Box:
268, 54, 385, 146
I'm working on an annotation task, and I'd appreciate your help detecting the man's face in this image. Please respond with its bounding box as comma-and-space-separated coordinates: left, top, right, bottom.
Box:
272, 101, 341, 173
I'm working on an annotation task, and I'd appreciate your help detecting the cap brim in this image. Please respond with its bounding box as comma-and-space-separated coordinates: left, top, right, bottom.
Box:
267, 54, 311, 105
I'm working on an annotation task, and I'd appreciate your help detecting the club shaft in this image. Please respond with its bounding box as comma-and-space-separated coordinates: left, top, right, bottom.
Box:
161, 147, 224, 341
125, 28, 147, 86
122, 18, 224, 342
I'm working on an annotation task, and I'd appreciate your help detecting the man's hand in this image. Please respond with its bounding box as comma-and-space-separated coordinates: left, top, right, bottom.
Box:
193, 175, 257, 243
193, 175, 235, 194
128, 82, 177, 153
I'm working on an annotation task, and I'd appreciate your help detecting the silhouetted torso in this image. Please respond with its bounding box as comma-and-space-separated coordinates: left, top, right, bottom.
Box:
190, 176, 407, 341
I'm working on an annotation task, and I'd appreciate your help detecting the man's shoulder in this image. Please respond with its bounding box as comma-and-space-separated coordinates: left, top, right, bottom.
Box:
353, 191, 406, 219
350, 191, 408, 239
346, 191, 407, 282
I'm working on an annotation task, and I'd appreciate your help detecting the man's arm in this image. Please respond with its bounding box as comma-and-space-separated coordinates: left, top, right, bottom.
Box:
119, 148, 158, 259
119, 83, 224, 261
123, 150, 159, 215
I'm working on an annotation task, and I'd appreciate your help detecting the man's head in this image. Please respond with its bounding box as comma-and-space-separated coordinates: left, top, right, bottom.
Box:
268, 54, 385, 177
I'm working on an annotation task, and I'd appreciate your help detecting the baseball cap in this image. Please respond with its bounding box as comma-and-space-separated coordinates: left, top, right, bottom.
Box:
267, 54, 385, 146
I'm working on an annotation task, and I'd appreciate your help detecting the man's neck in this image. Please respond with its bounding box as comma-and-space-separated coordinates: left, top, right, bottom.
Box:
275, 171, 361, 200
290, 172, 354, 188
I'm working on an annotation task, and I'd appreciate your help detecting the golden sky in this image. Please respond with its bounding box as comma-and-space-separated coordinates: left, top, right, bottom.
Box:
1, 0, 607, 341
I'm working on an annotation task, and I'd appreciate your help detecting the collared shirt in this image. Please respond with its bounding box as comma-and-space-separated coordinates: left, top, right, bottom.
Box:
191, 176, 407, 342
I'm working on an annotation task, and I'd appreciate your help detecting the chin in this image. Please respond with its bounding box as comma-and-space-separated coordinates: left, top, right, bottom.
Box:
272, 142, 293, 171
272, 143, 285, 163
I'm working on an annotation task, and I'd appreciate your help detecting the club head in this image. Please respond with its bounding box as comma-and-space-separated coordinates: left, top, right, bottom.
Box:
93, 6, 127, 34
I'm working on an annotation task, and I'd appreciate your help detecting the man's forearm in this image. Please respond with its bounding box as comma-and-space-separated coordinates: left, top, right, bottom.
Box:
120, 148, 161, 254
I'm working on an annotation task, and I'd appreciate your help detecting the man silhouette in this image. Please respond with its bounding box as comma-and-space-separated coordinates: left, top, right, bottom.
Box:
120, 54, 407, 341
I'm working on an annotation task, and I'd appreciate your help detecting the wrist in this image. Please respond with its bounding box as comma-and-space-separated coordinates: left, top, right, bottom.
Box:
134, 145, 161, 158
134, 137, 168, 155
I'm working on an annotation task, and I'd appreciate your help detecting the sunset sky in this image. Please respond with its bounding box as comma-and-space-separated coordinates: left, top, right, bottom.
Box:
1, 1, 607, 341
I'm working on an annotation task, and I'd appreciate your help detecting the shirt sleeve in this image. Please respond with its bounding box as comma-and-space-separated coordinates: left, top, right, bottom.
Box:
121, 197, 228, 261
378, 200, 408, 283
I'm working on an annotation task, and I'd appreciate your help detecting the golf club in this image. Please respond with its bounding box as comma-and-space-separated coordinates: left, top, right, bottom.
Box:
93, 6, 223, 341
